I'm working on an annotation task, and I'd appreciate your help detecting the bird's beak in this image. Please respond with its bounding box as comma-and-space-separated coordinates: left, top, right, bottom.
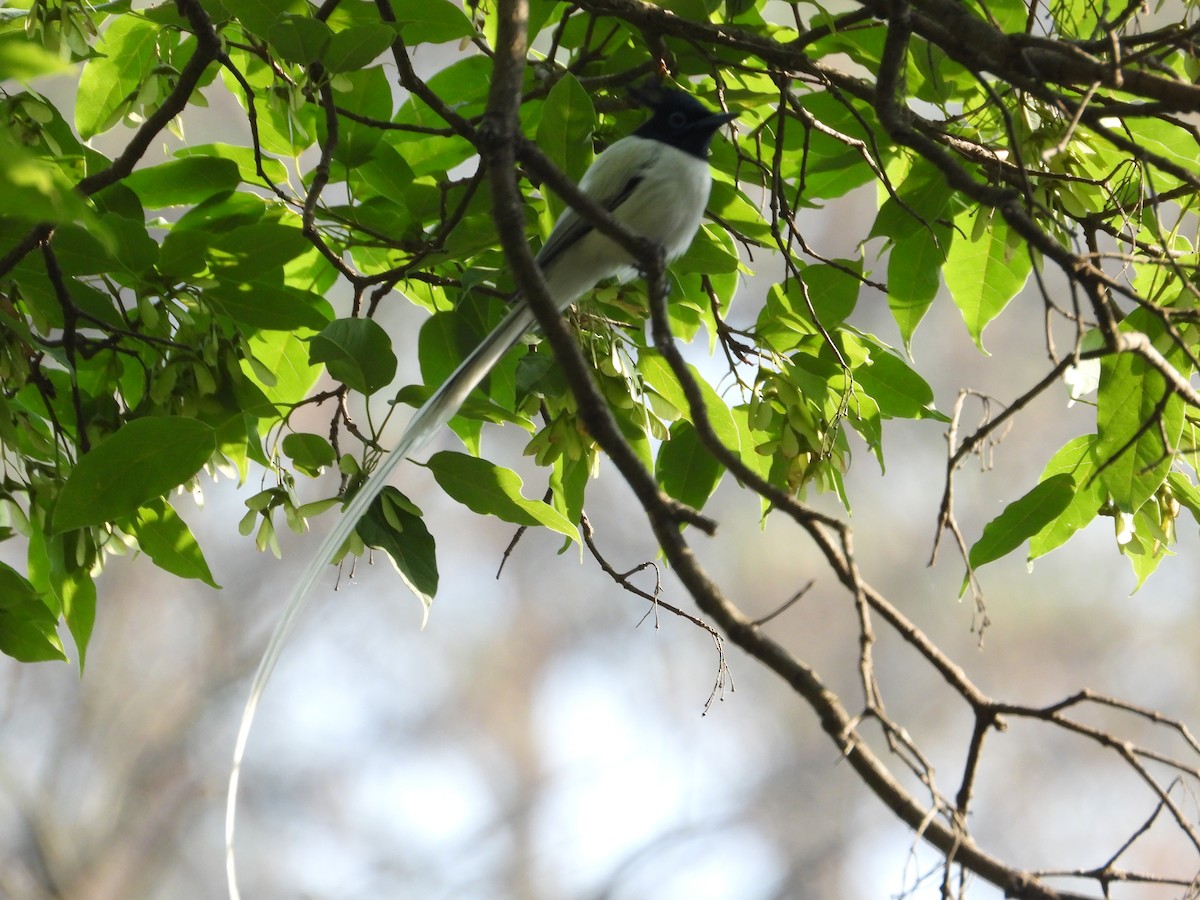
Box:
701, 111, 739, 130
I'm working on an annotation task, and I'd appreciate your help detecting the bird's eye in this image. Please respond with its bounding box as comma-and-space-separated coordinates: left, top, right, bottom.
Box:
667, 111, 688, 128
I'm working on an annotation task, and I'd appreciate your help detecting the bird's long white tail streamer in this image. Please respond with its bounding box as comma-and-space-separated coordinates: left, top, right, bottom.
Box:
225, 301, 535, 898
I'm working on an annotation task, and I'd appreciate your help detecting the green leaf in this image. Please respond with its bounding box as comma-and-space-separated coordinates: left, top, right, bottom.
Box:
708, 181, 773, 243
75, 16, 159, 139
122, 157, 241, 208
730, 405, 773, 483
0, 133, 92, 225
782, 92, 875, 200
968, 473, 1076, 572
282, 432, 336, 475
206, 279, 333, 331
210, 221, 312, 277
53, 417, 217, 532
1125, 115, 1200, 176
537, 74, 596, 188
1167, 470, 1200, 523
268, 15, 332, 66
854, 345, 946, 421
638, 352, 740, 452
48, 544, 97, 671
1121, 501, 1171, 592
416, 305, 519, 453
128, 498, 220, 588
324, 23, 397, 72
0, 561, 65, 663
390, 56, 490, 173
395, 0, 476, 43
243, 329, 323, 406
550, 452, 590, 533
423, 451, 579, 542
674, 222, 742, 277
1094, 350, 1185, 513
943, 206, 1031, 352
176, 143, 291, 186
799, 262, 862, 326
354, 143, 418, 204
53, 217, 158, 278
356, 486, 438, 617
0, 33, 73, 81
172, 190, 266, 233
656, 420, 724, 511
1029, 435, 1106, 560
870, 159, 954, 243
234, 0, 309, 38
887, 224, 948, 351
0, 608, 66, 663
308, 317, 398, 395
967, 0, 1029, 32
325, 65, 393, 165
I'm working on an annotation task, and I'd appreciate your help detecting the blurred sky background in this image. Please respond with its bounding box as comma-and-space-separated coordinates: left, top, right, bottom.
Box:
2, 15, 1200, 900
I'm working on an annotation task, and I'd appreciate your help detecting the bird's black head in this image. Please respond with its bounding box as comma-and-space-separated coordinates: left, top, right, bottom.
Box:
629, 83, 737, 160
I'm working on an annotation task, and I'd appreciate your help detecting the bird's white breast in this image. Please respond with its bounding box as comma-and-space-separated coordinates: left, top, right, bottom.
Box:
541, 136, 714, 307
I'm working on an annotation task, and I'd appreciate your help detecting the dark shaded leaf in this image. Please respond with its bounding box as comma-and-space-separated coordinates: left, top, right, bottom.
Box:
356, 486, 438, 615
308, 317, 397, 395
53, 417, 216, 532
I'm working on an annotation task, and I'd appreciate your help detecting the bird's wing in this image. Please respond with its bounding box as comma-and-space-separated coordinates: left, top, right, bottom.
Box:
535, 137, 658, 270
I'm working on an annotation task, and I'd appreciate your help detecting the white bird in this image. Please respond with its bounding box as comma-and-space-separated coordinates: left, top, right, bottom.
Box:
402, 83, 738, 461
226, 83, 736, 897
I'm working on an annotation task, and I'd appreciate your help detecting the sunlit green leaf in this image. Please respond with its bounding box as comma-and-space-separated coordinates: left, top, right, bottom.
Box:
639, 352, 740, 452
122, 157, 241, 208
854, 345, 946, 421
244, 329, 323, 406
969, 473, 1076, 572
887, 224, 948, 351
1094, 349, 1185, 513
1029, 435, 1105, 560
944, 206, 1031, 352
76, 16, 159, 139
128, 498, 221, 589
870, 159, 954, 243
656, 420, 724, 511
423, 451, 579, 542
0, 33, 73, 81
0, 133, 91, 224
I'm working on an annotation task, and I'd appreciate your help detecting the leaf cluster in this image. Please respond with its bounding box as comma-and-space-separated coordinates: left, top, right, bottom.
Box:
2, 0, 1200, 669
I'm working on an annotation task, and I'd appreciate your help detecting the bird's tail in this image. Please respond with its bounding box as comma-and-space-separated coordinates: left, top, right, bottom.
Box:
226, 300, 536, 898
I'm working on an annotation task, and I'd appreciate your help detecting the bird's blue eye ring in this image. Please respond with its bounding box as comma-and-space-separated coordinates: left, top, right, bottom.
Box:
668, 111, 688, 128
